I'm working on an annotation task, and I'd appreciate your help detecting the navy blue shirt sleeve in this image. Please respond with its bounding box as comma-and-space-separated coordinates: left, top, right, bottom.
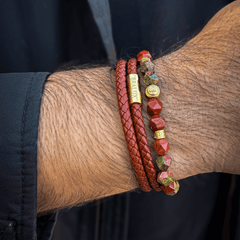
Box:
0, 72, 56, 240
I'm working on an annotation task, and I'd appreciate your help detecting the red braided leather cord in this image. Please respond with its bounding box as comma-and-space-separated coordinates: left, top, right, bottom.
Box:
116, 60, 151, 192
127, 58, 161, 192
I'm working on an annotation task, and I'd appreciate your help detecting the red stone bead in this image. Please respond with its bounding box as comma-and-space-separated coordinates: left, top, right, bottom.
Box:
160, 181, 180, 196
149, 115, 165, 131
153, 139, 170, 155
147, 99, 163, 116
137, 50, 153, 63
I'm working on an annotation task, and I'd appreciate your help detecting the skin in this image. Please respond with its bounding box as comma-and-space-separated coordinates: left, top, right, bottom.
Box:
37, 1, 240, 216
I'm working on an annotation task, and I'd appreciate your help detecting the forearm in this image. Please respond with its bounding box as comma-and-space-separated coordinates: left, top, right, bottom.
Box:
37, 1, 240, 215
37, 67, 139, 215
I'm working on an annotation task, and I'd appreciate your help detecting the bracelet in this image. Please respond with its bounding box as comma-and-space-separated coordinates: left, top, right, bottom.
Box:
127, 58, 161, 192
115, 59, 151, 192
137, 50, 180, 196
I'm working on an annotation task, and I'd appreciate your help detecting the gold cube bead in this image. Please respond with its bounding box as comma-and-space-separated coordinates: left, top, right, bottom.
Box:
154, 130, 166, 139
145, 85, 161, 98
127, 74, 141, 104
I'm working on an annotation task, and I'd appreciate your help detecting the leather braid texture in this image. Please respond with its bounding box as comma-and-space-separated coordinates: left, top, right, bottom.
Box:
116, 60, 151, 192
127, 58, 161, 192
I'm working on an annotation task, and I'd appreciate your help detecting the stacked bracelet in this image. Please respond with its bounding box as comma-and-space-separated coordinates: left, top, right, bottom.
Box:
137, 50, 179, 196
127, 58, 161, 192
115, 60, 151, 192
115, 52, 179, 195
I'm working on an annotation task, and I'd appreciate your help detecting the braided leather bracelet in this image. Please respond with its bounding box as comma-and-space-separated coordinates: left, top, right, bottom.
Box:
127, 58, 161, 192
115, 60, 151, 192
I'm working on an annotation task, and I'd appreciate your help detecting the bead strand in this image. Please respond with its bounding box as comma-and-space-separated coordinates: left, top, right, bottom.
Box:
137, 50, 180, 196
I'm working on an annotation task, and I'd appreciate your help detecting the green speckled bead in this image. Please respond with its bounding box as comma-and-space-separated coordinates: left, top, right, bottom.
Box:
140, 57, 151, 64
170, 181, 180, 196
156, 155, 172, 171
143, 71, 159, 85
161, 181, 180, 196
157, 171, 174, 186
140, 60, 155, 73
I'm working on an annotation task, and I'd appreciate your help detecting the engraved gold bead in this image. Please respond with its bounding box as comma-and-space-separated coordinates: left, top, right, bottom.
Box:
127, 74, 141, 104
145, 85, 161, 98
154, 130, 166, 139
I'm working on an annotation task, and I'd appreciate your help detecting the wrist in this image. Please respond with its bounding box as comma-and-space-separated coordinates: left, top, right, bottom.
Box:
150, 44, 240, 178
146, 53, 219, 180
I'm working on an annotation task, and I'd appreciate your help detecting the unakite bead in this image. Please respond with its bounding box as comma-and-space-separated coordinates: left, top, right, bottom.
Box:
156, 155, 171, 171
157, 171, 174, 186
161, 181, 180, 196
143, 71, 159, 85
140, 57, 151, 65
140, 60, 155, 73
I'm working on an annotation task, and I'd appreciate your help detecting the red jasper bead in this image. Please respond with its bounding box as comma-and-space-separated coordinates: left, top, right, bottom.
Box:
153, 139, 170, 155
147, 99, 163, 116
137, 50, 153, 63
149, 115, 165, 131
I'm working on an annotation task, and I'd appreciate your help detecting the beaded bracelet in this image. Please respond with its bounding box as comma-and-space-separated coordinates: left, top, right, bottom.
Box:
137, 50, 180, 196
